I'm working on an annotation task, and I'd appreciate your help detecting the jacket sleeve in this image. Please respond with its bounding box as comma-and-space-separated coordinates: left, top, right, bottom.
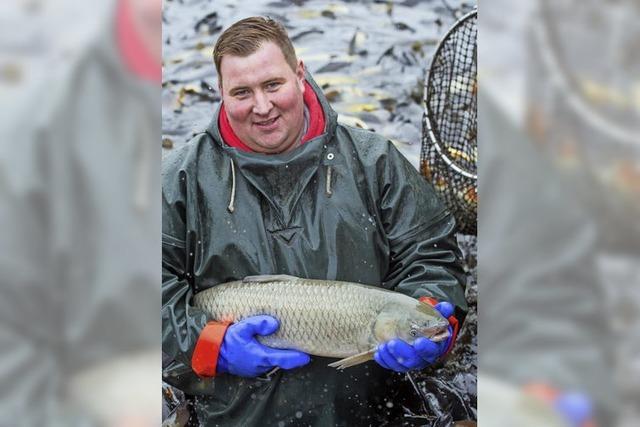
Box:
162, 161, 213, 386
378, 143, 468, 320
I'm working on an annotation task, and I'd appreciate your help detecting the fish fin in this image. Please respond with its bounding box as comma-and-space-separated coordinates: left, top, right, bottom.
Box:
327, 349, 375, 370
243, 274, 300, 283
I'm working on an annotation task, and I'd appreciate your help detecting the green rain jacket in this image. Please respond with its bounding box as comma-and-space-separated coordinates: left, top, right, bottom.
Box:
162, 74, 467, 426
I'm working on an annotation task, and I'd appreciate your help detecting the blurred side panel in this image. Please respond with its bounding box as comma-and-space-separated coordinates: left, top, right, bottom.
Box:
479, 0, 638, 425
0, 0, 161, 425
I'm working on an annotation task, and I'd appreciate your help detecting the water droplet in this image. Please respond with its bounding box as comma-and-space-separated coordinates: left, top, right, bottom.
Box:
295, 411, 303, 419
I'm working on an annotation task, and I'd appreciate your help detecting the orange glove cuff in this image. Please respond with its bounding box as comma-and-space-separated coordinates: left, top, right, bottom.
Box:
191, 321, 230, 377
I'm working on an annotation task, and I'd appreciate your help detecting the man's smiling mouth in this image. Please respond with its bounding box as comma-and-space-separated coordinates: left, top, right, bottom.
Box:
255, 116, 279, 127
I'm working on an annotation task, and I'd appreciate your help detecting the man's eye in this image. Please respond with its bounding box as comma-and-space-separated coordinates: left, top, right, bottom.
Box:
266, 82, 281, 91
233, 90, 249, 98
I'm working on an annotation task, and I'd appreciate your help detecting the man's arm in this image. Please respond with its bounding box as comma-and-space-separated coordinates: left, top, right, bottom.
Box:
378, 143, 468, 320
370, 142, 467, 371
161, 161, 213, 389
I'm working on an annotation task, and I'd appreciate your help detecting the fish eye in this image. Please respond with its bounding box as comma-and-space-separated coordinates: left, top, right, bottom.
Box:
409, 325, 420, 337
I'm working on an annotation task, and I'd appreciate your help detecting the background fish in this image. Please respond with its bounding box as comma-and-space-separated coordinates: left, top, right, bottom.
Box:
193, 275, 450, 369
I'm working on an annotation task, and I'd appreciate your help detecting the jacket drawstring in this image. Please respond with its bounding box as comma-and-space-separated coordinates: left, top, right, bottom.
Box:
325, 165, 333, 197
228, 158, 236, 213
228, 158, 332, 208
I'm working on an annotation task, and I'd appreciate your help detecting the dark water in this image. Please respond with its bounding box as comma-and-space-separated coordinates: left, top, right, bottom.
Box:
162, 1, 477, 425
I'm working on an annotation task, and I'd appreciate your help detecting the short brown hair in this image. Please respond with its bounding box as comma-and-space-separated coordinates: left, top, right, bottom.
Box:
213, 17, 298, 79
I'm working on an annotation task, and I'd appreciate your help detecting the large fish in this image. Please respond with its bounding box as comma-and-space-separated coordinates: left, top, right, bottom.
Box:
193, 275, 450, 369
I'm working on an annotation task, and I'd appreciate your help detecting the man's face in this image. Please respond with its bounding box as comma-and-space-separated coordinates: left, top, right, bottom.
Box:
219, 41, 306, 154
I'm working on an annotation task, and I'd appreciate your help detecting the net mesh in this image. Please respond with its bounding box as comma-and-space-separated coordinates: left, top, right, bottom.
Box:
421, 10, 477, 235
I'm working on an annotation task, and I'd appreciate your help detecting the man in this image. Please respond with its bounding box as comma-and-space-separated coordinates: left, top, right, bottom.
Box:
162, 16, 467, 425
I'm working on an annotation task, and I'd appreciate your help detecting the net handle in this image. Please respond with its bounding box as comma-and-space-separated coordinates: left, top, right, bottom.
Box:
423, 8, 478, 181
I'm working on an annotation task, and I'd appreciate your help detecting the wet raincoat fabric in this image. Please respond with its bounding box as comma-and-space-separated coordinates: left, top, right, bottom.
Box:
162, 73, 467, 426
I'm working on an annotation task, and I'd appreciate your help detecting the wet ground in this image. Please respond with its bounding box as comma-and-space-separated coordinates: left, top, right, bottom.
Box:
162, 0, 477, 425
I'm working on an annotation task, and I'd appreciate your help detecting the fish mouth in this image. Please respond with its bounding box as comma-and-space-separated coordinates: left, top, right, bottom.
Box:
425, 326, 450, 342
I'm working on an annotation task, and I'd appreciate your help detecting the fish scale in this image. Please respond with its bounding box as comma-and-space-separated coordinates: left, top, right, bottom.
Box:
193, 275, 450, 362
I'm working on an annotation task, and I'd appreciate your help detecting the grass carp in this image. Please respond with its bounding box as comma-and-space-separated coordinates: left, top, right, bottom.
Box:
193, 274, 450, 369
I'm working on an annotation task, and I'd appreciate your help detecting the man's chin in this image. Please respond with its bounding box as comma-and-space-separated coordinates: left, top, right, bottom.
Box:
251, 138, 296, 154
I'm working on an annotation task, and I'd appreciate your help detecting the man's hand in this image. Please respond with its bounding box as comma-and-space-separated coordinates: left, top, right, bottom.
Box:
374, 302, 454, 373
217, 315, 311, 377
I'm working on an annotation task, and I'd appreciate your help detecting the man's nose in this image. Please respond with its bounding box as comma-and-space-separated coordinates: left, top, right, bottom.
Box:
252, 91, 273, 115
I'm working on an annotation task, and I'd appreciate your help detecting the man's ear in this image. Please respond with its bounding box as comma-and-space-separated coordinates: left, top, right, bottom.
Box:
296, 60, 305, 92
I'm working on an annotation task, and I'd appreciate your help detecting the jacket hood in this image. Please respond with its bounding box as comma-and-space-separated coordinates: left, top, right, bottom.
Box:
204, 72, 340, 215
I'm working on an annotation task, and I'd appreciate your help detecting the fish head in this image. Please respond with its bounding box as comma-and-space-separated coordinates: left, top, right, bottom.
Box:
373, 300, 450, 345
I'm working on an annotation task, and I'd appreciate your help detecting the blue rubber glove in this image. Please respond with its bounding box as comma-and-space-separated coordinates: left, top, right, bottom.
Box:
554, 392, 594, 427
217, 315, 311, 377
374, 302, 454, 373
